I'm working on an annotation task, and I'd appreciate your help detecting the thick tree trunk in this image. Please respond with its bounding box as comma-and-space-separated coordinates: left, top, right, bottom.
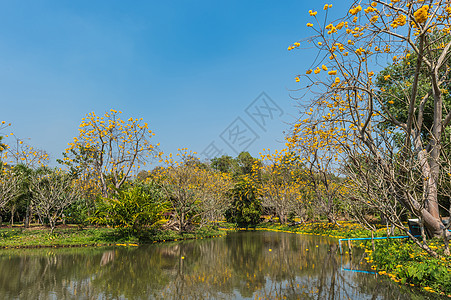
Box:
414, 134, 442, 237
278, 212, 286, 225
429, 71, 443, 217
406, 193, 449, 239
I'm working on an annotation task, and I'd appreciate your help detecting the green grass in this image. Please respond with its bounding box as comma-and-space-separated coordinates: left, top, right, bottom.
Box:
249, 220, 392, 239
0, 225, 226, 248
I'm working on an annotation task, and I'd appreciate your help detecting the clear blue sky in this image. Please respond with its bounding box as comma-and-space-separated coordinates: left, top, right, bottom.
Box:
0, 0, 350, 167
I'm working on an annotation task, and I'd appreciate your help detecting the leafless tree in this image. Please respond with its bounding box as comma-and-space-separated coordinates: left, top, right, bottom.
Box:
30, 170, 80, 234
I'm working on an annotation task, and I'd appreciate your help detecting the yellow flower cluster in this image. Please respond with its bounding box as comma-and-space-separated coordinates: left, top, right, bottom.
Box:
325, 23, 337, 34
349, 5, 362, 15
355, 47, 365, 56
414, 5, 429, 23
288, 42, 301, 51
391, 14, 406, 28
364, 6, 376, 14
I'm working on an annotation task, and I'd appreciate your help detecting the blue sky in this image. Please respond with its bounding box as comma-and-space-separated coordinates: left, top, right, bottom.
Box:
0, 0, 350, 167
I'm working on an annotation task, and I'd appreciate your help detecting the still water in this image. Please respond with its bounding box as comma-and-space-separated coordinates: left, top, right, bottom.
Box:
0, 231, 441, 299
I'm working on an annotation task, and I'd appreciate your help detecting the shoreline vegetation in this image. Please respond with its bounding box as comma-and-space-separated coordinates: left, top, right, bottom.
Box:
1, 221, 450, 296
0, 224, 226, 249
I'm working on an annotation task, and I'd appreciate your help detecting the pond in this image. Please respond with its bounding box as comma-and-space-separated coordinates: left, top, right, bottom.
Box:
0, 231, 441, 299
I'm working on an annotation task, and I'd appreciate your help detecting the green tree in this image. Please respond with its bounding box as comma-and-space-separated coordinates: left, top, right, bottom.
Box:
11, 164, 34, 227
210, 155, 236, 174
235, 152, 259, 176
225, 176, 262, 228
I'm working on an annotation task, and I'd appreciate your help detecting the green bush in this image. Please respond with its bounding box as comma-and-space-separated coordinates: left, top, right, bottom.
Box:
89, 184, 170, 235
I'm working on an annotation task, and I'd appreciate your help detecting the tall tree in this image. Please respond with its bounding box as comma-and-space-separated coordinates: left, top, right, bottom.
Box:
154, 149, 233, 232
256, 150, 306, 224
62, 110, 159, 197
288, 0, 451, 254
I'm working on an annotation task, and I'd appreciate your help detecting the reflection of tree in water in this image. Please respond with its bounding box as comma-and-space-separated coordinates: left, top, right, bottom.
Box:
0, 233, 435, 299
0, 247, 108, 299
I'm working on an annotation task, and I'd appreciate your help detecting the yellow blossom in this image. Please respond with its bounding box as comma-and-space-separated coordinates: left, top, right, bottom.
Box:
309, 10, 317, 16
349, 5, 362, 15
414, 5, 429, 23
391, 14, 407, 28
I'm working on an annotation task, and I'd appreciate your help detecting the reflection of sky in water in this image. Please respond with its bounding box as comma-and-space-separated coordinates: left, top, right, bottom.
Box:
0, 231, 441, 300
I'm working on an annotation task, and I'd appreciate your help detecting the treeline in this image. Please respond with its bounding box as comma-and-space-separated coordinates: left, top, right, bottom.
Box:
0, 141, 347, 236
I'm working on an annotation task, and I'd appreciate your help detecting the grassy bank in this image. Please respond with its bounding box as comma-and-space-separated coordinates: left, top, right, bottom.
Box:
253, 221, 451, 297
0, 225, 225, 248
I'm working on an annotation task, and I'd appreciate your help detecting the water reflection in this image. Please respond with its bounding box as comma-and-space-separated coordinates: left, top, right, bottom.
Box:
0, 231, 441, 299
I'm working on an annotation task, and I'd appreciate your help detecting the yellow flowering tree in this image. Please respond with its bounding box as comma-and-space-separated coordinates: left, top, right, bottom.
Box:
286, 124, 346, 224
62, 110, 158, 198
288, 1, 451, 251
0, 121, 10, 165
153, 149, 233, 232
0, 121, 49, 169
255, 149, 307, 224
1, 135, 49, 168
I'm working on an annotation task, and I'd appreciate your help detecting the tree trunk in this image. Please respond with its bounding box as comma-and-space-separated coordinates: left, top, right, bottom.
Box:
24, 204, 31, 228
414, 136, 443, 238
179, 211, 185, 233
427, 75, 443, 220
278, 210, 286, 225
10, 205, 15, 226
